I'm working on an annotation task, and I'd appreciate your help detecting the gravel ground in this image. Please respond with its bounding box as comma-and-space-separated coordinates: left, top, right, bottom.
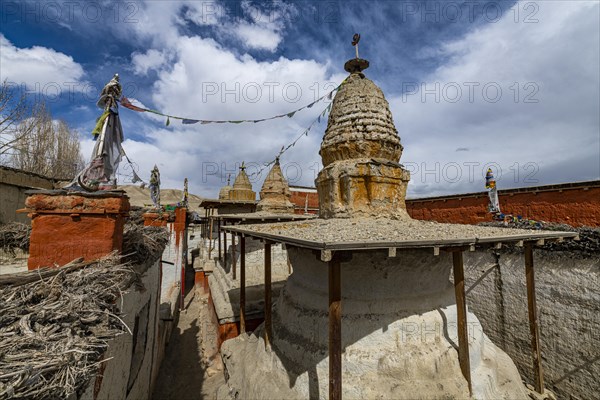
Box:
232, 217, 573, 244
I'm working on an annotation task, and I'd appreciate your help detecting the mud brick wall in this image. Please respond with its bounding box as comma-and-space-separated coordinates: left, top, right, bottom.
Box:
463, 246, 599, 399
0, 166, 65, 224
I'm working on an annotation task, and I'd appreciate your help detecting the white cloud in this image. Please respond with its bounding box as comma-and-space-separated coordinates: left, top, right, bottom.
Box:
391, 0, 600, 197
111, 26, 346, 197
225, 0, 297, 52
232, 22, 283, 52
0, 34, 86, 92
131, 49, 168, 76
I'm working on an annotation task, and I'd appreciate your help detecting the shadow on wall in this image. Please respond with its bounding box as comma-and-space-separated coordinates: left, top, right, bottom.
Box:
463, 248, 600, 399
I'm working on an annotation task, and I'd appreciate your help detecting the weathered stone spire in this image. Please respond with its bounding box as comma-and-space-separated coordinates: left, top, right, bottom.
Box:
229, 162, 256, 201
218, 174, 232, 200
316, 52, 410, 218
257, 157, 294, 213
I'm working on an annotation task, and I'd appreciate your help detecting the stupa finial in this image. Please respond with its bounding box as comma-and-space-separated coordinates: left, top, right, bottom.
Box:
352, 33, 361, 58
345, 33, 369, 73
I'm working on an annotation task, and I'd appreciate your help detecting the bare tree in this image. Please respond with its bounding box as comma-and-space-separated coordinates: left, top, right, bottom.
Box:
0, 80, 34, 158
11, 102, 85, 178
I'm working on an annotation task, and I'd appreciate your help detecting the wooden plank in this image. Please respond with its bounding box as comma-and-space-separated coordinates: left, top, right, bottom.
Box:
525, 243, 545, 394
452, 250, 472, 395
264, 241, 272, 348
329, 253, 342, 400
240, 235, 246, 334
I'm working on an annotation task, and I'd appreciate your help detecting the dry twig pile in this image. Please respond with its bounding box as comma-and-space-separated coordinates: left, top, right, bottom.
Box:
0, 256, 140, 399
0, 221, 169, 399
0, 223, 31, 255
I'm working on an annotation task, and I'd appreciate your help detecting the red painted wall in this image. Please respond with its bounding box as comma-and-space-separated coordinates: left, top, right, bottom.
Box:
290, 189, 319, 215
406, 186, 600, 227
284, 182, 600, 226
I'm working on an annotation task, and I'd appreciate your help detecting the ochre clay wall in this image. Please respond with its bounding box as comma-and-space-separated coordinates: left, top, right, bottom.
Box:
406, 182, 600, 227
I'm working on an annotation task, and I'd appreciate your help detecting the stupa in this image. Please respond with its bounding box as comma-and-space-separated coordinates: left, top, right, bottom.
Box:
316, 58, 410, 219
228, 163, 256, 201
219, 175, 233, 200
257, 158, 295, 213
218, 38, 572, 400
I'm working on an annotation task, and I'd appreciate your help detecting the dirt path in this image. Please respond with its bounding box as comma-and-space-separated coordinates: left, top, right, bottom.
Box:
152, 289, 225, 400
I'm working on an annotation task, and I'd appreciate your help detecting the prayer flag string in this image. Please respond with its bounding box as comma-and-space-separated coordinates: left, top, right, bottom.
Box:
248, 102, 332, 178
119, 83, 342, 126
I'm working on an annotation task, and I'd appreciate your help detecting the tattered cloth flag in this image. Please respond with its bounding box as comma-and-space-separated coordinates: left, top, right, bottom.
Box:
70, 73, 125, 191
120, 97, 146, 112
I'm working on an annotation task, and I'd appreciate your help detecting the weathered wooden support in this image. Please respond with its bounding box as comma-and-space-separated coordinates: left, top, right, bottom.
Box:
525, 242, 545, 394
223, 220, 228, 267
264, 241, 272, 348
217, 216, 221, 261
240, 234, 246, 333
208, 213, 214, 259
452, 250, 472, 395
329, 252, 342, 400
232, 232, 237, 280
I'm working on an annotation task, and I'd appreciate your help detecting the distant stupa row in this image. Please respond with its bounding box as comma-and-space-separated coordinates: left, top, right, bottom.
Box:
218, 160, 294, 214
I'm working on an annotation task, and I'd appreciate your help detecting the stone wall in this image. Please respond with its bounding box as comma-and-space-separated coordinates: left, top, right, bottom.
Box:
406, 181, 600, 227
463, 247, 599, 399
0, 166, 65, 224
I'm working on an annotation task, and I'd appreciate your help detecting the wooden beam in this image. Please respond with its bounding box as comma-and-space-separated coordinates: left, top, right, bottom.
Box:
240, 235, 246, 334
525, 243, 545, 394
452, 250, 472, 395
329, 253, 342, 400
264, 241, 272, 348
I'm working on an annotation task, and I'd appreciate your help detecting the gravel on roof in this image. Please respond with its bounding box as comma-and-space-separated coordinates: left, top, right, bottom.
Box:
225, 217, 575, 245
218, 211, 316, 220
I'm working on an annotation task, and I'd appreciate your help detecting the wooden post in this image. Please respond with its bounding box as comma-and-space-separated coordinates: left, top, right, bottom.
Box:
452, 250, 472, 395
329, 253, 342, 400
264, 241, 272, 348
217, 217, 221, 261
208, 213, 214, 259
232, 232, 237, 280
223, 221, 228, 268
525, 242, 545, 394
240, 235, 246, 333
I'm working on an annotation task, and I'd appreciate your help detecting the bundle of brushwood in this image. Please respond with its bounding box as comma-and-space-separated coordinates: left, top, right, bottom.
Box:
0, 223, 31, 255
122, 223, 170, 266
0, 255, 143, 399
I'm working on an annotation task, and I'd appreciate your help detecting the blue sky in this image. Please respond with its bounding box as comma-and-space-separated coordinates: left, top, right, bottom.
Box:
1, 0, 599, 198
